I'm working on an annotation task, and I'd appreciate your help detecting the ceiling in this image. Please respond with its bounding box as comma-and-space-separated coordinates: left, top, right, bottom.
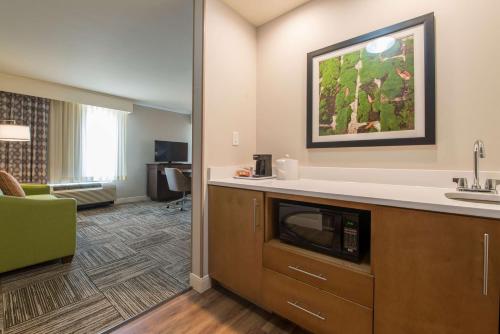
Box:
0, 0, 193, 114
221, 0, 311, 26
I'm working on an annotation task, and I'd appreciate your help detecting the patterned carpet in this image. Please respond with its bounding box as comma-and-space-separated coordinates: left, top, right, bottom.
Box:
0, 201, 191, 334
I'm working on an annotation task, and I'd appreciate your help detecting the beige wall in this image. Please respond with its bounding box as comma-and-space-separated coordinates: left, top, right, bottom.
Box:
115, 104, 192, 199
204, 0, 257, 168
0, 72, 133, 112
256, 0, 500, 170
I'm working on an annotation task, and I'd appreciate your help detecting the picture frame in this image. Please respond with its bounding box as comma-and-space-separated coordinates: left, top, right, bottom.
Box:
306, 13, 435, 148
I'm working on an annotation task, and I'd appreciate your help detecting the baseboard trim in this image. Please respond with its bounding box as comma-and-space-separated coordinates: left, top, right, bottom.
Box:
189, 273, 211, 293
115, 196, 149, 204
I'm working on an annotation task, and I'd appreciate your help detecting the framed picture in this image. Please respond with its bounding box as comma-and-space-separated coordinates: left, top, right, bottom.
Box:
307, 13, 435, 148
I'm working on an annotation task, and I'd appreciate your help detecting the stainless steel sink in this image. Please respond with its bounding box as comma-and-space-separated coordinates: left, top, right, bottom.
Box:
445, 191, 500, 204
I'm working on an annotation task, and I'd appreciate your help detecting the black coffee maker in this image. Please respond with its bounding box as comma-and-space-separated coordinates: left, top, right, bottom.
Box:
253, 154, 272, 177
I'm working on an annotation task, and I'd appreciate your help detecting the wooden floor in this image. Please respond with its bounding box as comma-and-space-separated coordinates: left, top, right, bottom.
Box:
111, 287, 309, 334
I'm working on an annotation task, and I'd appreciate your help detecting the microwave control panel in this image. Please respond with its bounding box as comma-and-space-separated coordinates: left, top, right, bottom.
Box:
342, 218, 359, 254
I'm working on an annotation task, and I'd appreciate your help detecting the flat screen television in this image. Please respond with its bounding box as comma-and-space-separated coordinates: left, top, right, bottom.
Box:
154, 140, 188, 163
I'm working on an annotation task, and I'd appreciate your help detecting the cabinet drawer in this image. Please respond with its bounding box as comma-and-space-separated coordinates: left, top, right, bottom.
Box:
263, 269, 373, 334
263, 240, 373, 307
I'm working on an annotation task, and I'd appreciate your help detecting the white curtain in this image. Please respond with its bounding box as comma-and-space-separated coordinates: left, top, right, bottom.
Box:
49, 101, 127, 183
81, 105, 127, 182
49, 101, 84, 183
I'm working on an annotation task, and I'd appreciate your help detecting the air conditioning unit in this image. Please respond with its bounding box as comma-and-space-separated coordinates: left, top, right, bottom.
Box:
51, 182, 116, 208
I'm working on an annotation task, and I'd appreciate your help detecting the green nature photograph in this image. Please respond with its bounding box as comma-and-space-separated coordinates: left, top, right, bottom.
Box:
318, 35, 415, 136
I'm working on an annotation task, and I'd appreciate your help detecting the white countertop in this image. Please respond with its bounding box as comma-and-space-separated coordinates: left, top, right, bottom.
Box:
208, 177, 500, 219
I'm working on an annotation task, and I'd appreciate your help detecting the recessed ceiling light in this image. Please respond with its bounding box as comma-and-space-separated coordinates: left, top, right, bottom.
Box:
366, 36, 396, 54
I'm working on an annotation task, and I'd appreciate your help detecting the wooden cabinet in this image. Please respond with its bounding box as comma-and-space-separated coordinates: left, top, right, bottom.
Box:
208, 186, 500, 334
373, 206, 500, 334
263, 239, 374, 308
263, 269, 373, 334
208, 186, 264, 305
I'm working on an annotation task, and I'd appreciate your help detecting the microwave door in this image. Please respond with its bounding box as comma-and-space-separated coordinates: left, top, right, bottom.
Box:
281, 212, 337, 252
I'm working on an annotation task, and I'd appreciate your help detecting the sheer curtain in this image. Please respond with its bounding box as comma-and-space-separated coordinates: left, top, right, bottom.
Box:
49, 101, 127, 183
81, 105, 127, 182
49, 100, 84, 183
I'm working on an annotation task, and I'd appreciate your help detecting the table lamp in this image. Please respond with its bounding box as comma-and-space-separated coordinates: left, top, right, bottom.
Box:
0, 120, 31, 142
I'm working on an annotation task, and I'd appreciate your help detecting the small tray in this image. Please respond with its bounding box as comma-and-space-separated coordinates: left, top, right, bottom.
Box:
233, 175, 276, 180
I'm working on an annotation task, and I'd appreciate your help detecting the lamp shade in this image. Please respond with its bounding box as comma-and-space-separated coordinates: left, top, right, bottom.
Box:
0, 123, 31, 141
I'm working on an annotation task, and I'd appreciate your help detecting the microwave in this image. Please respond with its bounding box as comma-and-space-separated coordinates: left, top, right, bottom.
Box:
277, 200, 370, 262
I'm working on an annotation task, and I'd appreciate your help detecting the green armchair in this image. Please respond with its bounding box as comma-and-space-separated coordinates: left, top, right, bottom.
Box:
0, 184, 77, 273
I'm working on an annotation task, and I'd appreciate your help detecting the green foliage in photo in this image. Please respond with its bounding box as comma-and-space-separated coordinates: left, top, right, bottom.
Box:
319, 57, 340, 95
318, 35, 415, 136
360, 50, 384, 84
335, 107, 352, 134
342, 52, 360, 68
357, 91, 370, 123
379, 103, 399, 131
320, 127, 335, 136
380, 70, 404, 100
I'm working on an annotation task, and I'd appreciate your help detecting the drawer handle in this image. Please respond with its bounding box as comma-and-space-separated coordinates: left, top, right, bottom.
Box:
483, 233, 489, 296
288, 265, 327, 281
287, 300, 326, 321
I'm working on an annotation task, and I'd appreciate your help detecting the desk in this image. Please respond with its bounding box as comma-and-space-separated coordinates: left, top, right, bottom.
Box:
146, 163, 192, 201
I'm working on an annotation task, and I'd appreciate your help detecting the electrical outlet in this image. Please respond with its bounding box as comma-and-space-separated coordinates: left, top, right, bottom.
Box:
232, 131, 239, 146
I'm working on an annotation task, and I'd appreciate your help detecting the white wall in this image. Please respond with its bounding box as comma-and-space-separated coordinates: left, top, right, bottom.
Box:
256, 0, 500, 170
115, 104, 192, 199
0, 72, 133, 112
204, 0, 257, 168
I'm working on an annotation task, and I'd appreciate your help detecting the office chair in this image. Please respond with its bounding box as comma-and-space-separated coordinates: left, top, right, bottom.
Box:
164, 168, 191, 211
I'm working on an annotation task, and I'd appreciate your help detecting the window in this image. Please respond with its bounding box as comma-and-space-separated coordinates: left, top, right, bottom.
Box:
82, 105, 127, 182
49, 101, 127, 183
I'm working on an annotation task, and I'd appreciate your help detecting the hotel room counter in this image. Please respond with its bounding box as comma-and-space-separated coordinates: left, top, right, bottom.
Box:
208, 177, 500, 219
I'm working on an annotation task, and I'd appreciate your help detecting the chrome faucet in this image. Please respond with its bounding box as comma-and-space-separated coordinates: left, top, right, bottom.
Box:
472, 139, 486, 189
453, 139, 500, 193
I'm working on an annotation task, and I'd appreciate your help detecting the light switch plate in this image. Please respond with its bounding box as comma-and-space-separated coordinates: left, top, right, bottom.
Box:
232, 131, 239, 146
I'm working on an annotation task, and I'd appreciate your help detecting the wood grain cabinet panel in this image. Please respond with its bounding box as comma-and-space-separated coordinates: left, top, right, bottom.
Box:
372, 206, 500, 334
208, 186, 264, 306
263, 240, 374, 307
263, 269, 373, 334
